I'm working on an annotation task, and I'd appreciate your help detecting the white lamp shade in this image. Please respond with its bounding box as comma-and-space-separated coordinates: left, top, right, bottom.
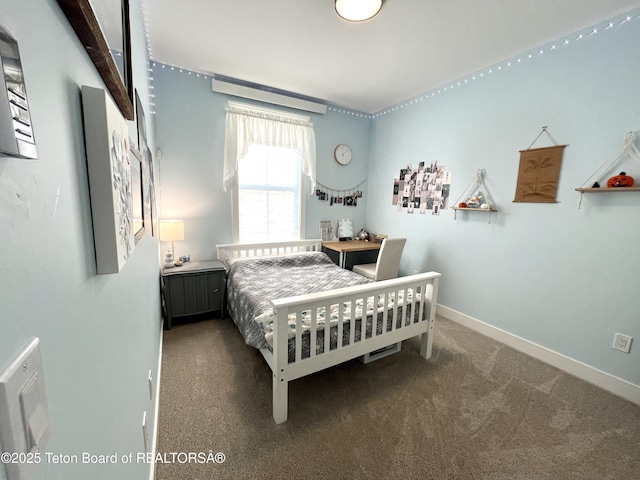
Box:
335, 0, 382, 22
160, 220, 184, 242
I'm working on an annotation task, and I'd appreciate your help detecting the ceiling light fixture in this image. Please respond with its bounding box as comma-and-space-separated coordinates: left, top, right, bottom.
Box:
335, 0, 382, 22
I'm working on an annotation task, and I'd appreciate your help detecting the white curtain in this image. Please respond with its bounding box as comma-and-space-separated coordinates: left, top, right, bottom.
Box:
223, 102, 316, 192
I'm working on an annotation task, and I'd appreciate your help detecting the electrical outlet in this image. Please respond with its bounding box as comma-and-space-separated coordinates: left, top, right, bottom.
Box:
613, 333, 632, 353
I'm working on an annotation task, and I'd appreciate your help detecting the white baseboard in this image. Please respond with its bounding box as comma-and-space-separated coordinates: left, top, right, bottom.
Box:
437, 305, 640, 406
148, 324, 164, 480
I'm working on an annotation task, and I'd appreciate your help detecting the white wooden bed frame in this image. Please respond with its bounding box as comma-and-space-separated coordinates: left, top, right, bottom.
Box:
217, 239, 441, 424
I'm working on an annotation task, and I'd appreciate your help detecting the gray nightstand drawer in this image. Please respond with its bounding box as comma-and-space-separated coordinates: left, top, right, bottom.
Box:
166, 272, 222, 316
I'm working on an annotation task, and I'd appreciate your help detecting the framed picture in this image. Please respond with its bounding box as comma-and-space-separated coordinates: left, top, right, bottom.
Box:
135, 89, 146, 151
130, 147, 145, 243
134, 90, 157, 237
82, 85, 137, 274
58, 0, 134, 120
144, 147, 157, 237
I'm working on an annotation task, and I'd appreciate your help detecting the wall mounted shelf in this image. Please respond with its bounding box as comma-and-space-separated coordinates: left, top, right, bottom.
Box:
452, 169, 497, 223
452, 207, 499, 211
452, 207, 497, 223
575, 132, 640, 208
575, 187, 640, 193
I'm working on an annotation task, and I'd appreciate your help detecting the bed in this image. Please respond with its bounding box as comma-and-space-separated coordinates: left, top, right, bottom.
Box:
217, 239, 441, 424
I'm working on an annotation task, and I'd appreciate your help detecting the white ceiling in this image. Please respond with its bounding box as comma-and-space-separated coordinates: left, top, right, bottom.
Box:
143, 0, 640, 114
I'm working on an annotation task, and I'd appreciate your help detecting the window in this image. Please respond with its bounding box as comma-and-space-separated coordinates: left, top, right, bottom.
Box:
223, 101, 316, 243
236, 144, 304, 243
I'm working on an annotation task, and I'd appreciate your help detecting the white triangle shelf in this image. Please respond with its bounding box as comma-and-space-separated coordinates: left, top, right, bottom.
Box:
575, 132, 640, 208
452, 169, 497, 224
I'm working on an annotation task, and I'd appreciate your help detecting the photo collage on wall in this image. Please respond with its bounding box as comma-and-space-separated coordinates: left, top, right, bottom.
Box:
392, 161, 451, 215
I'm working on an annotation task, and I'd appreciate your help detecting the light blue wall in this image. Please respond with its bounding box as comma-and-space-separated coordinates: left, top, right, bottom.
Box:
153, 10, 639, 388
366, 12, 640, 386
0, 2, 161, 479
152, 65, 371, 260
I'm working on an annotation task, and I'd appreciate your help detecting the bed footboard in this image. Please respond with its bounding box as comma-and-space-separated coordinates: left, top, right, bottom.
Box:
268, 271, 440, 424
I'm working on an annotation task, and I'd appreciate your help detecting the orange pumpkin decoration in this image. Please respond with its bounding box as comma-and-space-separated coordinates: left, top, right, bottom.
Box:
607, 172, 635, 188
458, 202, 468, 208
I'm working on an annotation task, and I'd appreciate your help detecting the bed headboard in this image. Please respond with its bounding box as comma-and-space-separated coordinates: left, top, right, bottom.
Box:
216, 239, 323, 267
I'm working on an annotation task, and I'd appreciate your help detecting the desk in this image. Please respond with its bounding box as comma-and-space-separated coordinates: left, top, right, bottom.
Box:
322, 240, 381, 269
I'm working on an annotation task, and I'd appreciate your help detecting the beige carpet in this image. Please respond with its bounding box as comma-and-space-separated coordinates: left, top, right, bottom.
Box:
156, 315, 640, 480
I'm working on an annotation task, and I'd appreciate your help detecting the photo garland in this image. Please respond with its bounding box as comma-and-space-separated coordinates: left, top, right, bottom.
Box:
315, 179, 365, 206
392, 161, 451, 215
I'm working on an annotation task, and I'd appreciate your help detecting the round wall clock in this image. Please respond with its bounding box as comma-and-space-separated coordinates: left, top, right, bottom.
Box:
334, 144, 352, 165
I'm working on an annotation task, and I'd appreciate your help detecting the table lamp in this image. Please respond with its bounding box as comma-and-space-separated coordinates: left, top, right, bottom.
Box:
160, 220, 184, 267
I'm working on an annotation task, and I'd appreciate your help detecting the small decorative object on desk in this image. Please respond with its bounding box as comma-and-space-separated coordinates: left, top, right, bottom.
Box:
372, 234, 387, 244
337, 219, 353, 240
163, 251, 175, 268
179, 254, 191, 263
320, 221, 333, 241
356, 228, 369, 241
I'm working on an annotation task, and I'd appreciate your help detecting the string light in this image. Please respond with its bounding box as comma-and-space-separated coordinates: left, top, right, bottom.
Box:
140, 0, 156, 114
148, 59, 373, 119
372, 11, 638, 118
138, 5, 637, 120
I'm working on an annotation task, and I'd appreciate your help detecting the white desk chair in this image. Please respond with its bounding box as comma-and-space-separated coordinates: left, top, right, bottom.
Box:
352, 238, 406, 281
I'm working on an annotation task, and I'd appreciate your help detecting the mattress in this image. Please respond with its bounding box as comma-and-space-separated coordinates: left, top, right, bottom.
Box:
226, 252, 371, 348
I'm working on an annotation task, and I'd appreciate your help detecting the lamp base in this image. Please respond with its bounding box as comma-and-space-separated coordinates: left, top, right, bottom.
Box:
163, 251, 175, 268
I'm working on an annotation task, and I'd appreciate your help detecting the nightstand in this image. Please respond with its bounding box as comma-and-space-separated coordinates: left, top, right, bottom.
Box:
161, 260, 226, 329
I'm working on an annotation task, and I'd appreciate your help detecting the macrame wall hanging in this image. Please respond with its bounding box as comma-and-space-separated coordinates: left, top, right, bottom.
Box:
514, 126, 567, 203
315, 179, 365, 206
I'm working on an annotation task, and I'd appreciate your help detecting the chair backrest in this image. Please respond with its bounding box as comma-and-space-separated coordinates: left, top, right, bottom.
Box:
374, 238, 407, 280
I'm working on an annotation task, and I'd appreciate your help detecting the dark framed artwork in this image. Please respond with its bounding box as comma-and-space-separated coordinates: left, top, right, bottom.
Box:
57, 0, 134, 120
